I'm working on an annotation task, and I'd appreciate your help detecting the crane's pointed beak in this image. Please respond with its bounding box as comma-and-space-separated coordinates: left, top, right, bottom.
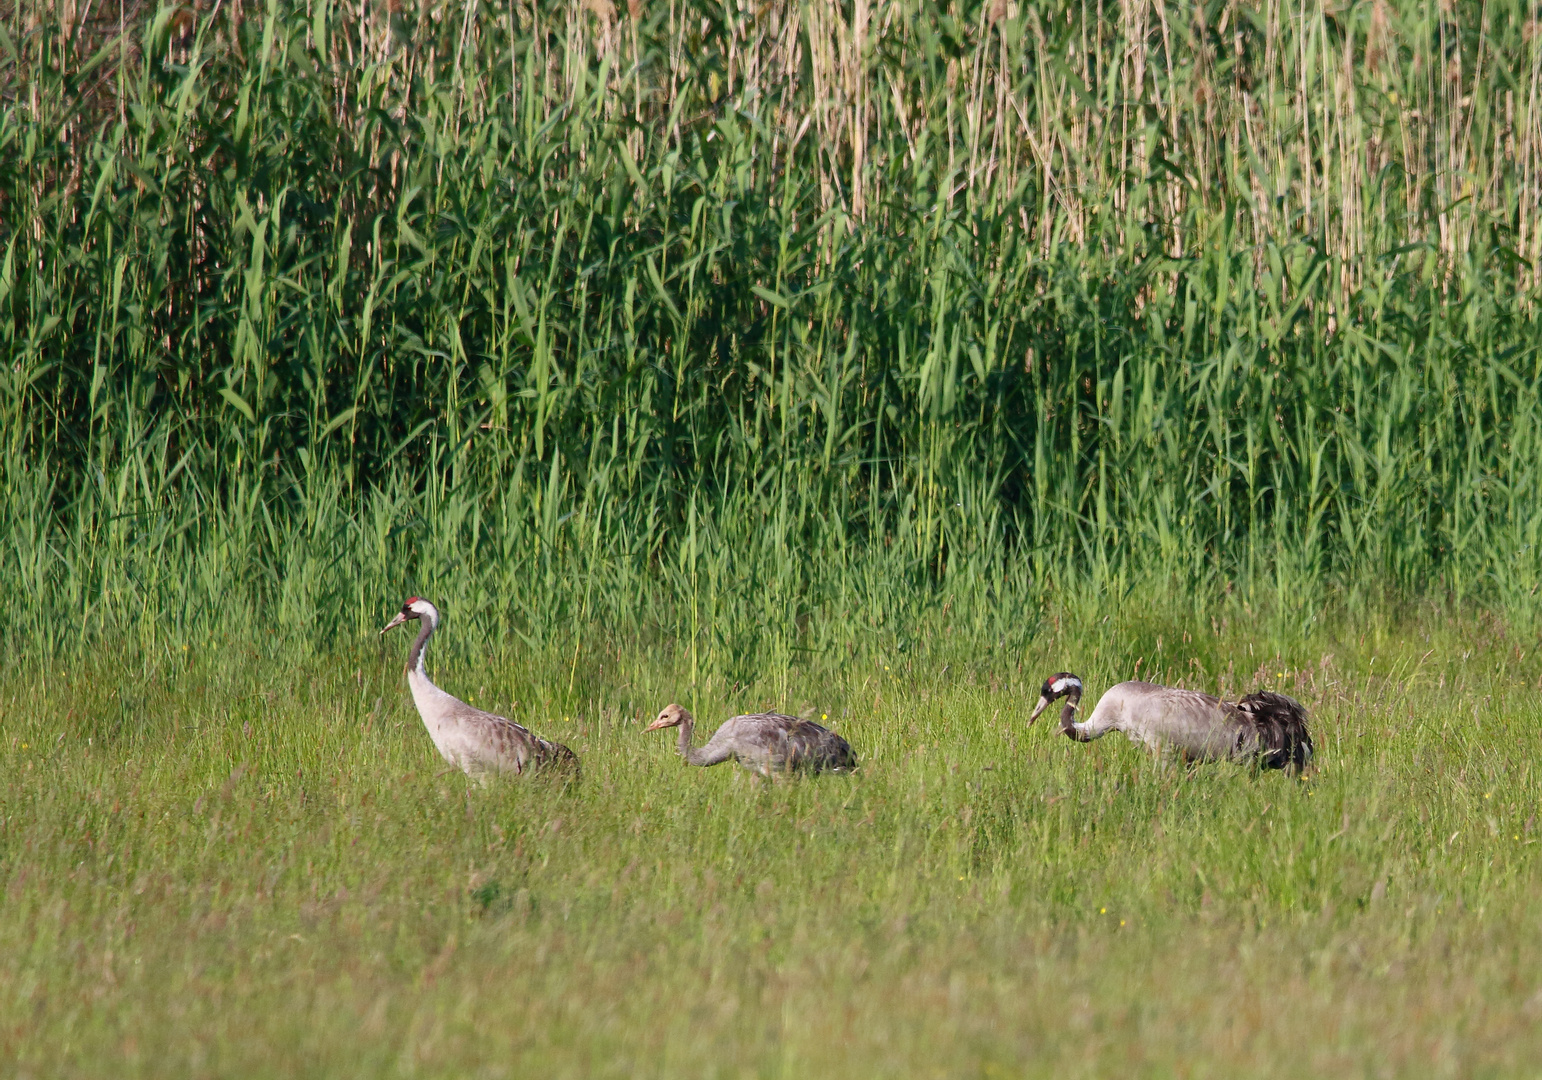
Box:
644, 716, 673, 732
1028, 695, 1051, 724
380, 611, 409, 635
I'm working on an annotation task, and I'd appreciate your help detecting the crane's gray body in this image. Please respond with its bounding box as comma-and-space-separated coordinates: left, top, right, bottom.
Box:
1034, 674, 1313, 771
386, 599, 578, 780
1072, 681, 1263, 760
650, 705, 857, 776
405, 667, 577, 778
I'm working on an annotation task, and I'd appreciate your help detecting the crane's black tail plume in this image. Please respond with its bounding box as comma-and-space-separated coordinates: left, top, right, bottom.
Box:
541, 739, 583, 784
1236, 691, 1314, 772
780, 719, 858, 772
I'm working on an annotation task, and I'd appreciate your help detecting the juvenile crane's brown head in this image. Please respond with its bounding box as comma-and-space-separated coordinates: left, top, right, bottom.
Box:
646, 703, 693, 732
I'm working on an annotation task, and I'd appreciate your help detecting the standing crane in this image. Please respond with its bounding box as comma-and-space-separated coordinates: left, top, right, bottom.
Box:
381, 598, 578, 780
1029, 672, 1313, 772
645, 703, 857, 776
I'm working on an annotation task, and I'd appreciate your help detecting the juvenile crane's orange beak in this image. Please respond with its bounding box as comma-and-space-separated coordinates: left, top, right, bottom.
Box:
644, 715, 674, 732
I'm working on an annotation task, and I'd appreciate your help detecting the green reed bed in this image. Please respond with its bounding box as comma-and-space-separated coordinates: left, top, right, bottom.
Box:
0, 0, 1540, 650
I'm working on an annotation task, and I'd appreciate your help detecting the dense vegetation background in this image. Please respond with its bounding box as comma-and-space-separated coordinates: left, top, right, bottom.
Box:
2, 0, 1540, 661
10, 6, 1542, 1076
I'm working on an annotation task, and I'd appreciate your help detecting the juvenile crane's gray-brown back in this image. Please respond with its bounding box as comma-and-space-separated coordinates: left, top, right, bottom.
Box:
646, 703, 857, 775
382, 598, 578, 780
1029, 673, 1313, 772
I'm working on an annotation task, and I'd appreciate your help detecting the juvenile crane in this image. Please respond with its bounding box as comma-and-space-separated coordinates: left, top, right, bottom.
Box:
645, 703, 857, 776
1028, 672, 1313, 772
382, 598, 578, 780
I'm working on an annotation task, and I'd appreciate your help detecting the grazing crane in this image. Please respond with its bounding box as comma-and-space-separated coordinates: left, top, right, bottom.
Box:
381, 598, 578, 780
1028, 672, 1313, 772
645, 703, 857, 776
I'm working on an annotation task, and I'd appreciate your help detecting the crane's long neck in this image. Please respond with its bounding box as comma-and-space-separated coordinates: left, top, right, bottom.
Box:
402, 609, 460, 738
405, 614, 437, 683
1060, 686, 1086, 740
675, 711, 709, 766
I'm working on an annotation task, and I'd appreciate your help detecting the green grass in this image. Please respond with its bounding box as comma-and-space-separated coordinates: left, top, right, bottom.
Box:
5, 607, 1542, 1077
5, 2, 1542, 1072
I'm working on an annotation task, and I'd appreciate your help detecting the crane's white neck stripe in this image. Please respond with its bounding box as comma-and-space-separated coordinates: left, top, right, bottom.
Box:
1051, 676, 1081, 694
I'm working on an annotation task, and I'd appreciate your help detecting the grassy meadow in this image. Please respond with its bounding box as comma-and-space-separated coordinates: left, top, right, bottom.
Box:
6, 0, 1542, 1074
6, 607, 1542, 1077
